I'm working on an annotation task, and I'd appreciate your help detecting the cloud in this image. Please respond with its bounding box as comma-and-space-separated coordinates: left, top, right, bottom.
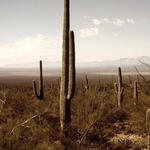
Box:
126, 18, 135, 24
92, 18, 112, 25
79, 27, 99, 38
92, 19, 102, 25
113, 18, 136, 26
89, 17, 136, 27
103, 18, 111, 23
83, 16, 89, 19
0, 34, 61, 66
113, 19, 125, 26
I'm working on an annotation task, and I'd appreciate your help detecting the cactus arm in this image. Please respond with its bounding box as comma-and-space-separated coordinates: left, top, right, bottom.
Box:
118, 67, 122, 87
121, 87, 124, 94
39, 60, 44, 99
32, 60, 44, 100
67, 30, 75, 100
114, 82, 118, 94
33, 80, 39, 98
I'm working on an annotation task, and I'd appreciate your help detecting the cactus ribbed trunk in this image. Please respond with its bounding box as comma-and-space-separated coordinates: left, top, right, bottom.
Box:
33, 80, 38, 97
146, 109, 150, 150
60, 0, 70, 131
133, 81, 138, 105
33, 60, 44, 100
39, 60, 43, 98
114, 67, 124, 108
60, 0, 76, 134
118, 67, 122, 89
67, 31, 75, 100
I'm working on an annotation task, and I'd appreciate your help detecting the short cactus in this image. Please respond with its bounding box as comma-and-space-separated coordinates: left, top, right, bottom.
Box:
33, 60, 44, 100
114, 67, 124, 108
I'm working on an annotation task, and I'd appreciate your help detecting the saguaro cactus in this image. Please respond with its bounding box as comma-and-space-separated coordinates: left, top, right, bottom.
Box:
60, 0, 76, 133
128, 75, 132, 85
114, 67, 124, 108
111, 75, 114, 84
33, 60, 44, 100
146, 109, 150, 150
133, 81, 138, 105
84, 74, 89, 90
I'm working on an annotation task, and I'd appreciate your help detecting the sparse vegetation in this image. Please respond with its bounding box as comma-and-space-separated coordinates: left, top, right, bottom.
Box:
0, 0, 149, 149
0, 74, 149, 149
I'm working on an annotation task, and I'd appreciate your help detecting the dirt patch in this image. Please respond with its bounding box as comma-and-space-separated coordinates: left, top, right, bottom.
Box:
109, 133, 147, 149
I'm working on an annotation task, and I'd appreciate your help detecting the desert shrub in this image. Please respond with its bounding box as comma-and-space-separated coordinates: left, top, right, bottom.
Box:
0, 78, 148, 149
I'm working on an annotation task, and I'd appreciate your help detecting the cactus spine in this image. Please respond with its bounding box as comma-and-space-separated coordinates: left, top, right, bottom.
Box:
146, 109, 150, 150
133, 81, 138, 105
33, 60, 44, 100
60, 0, 76, 133
114, 67, 124, 108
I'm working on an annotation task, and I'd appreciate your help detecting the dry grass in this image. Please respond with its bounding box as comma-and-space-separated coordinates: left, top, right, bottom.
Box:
0, 76, 149, 149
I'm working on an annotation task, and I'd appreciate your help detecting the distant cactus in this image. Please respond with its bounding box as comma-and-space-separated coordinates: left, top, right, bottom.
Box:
133, 81, 138, 105
103, 82, 107, 92
114, 67, 124, 108
146, 109, 150, 150
84, 74, 89, 90
33, 60, 44, 100
128, 75, 132, 85
111, 75, 114, 84
60, 0, 76, 133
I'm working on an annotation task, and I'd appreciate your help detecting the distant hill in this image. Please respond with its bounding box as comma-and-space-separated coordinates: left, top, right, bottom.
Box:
1, 56, 150, 75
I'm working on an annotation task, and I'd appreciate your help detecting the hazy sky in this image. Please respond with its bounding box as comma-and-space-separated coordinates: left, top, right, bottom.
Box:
0, 0, 150, 66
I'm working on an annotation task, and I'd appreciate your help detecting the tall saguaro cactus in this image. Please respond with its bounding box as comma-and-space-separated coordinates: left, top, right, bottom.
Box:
60, 0, 76, 133
133, 81, 138, 105
33, 60, 44, 100
114, 67, 124, 108
146, 109, 150, 150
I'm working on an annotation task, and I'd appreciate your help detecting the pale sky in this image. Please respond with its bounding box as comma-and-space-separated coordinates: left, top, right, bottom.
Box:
0, 0, 150, 67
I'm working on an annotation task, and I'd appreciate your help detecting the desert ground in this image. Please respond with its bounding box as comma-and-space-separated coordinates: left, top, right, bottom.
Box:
0, 72, 149, 150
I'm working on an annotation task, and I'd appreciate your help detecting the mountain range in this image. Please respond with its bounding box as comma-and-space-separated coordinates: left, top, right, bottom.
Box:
3, 56, 150, 68
1, 56, 150, 75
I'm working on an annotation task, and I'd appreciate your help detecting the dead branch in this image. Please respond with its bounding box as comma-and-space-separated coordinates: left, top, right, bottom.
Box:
10, 101, 51, 135
135, 67, 147, 82
138, 60, 150, 68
